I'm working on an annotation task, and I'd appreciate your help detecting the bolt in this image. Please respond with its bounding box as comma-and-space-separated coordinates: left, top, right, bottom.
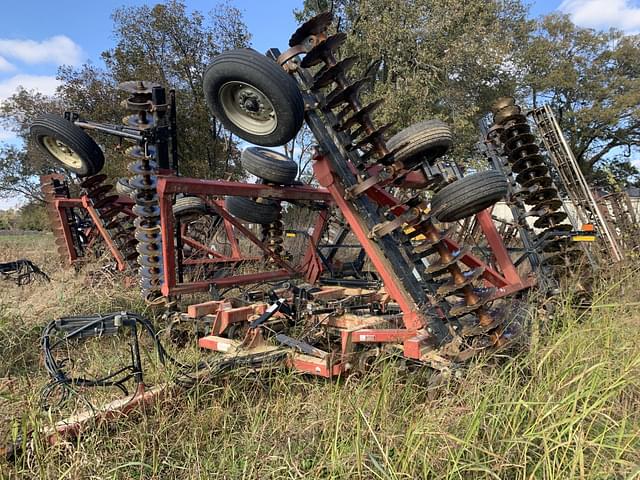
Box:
244, 97, 260, 112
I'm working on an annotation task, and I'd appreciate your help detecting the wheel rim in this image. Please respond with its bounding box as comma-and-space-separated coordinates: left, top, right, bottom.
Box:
219, 82, 277, 135
259, 148, 289, 162
42, 136, 83, 169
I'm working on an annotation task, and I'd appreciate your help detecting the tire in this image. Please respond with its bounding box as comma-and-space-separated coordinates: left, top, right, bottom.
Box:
173, 196, 212, 219
203, 48, 304, 147
225, 196, 280, 225
115, 177, 135, 197
386, 119, 453, 168
241, 147, 298, 184
30, 113, 104, 176
430, 171, 508, 223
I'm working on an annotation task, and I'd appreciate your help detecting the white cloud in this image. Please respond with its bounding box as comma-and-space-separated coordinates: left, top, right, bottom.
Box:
0, 56, 15, 72
560, 0, 640, 33
0, 35, 84, 66
0, 75, 60, 142
0, 74, 60, 102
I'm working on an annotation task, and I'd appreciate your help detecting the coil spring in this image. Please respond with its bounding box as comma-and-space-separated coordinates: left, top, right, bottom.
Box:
290, 13, 506, 342
488, 97, 582, 269
261, 207, 284, 260
121, 81, 163, 301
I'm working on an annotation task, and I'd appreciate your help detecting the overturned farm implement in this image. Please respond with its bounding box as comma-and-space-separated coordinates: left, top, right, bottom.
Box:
8, 11, 638, 450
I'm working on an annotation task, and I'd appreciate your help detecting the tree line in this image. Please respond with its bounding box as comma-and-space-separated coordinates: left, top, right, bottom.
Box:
0, 0, 638, 224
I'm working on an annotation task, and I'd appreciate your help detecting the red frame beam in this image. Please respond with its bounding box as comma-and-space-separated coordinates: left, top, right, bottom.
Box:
156, 175, 334, 297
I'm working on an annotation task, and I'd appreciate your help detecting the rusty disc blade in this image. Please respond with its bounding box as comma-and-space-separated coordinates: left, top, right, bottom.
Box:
515, 164, 548, 184
491, 96, 516, 114
312, 56, 358, 89
511, 153, 545, 173
118, 80, 160, 94
289, 12, 333, 47
87, 183, 113, 198
337, 99, 384, 132
533, 211, 568, 229
519, 175, 553, 189
80, 174, 108, 189
325, 76, 371, 109
531, 198, 563, 212
486, 124, 503, 141
500, 122, 531, 144
504, 133, 537, 154
525, 187, 559, 205
301, 33, 347, 68
352, 123, 394, 150
92, 195, 120, 210
500, 114, 528, 131
125, 145, 156, 160
123, 114, 155, 130
494, 105, 522, 124
509, 142, 539, 161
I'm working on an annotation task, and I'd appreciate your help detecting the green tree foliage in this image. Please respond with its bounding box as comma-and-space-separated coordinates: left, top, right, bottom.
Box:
523, 14, 640, 179
296, 2, 640, 182
296, 0, 532, 159
0, 90, 62, 202
15, 201, 48, 231
99, 0, 251, 178
0, 209, 17, 230
0, 0, 251, 202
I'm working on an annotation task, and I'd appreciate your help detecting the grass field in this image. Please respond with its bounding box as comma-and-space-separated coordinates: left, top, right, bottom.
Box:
1, 233, 639, 479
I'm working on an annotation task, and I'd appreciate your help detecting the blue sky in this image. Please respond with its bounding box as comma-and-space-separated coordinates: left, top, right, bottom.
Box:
0, 0, 639, 208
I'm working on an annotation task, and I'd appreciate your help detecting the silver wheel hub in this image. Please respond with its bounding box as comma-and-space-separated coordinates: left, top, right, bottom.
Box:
42, 136, 83, 169
219, 81, 277, 136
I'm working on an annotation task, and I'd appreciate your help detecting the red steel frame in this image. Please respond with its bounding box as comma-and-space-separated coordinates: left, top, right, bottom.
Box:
49, 195, 134, 271
45, 165, 534, 375
177, 198, 257, 267
156, 175, 334, 297
43, 177, 253, 275
195, 155, 536, 375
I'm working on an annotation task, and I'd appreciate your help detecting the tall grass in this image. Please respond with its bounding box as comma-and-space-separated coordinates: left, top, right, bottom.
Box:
1, 235, 639, 479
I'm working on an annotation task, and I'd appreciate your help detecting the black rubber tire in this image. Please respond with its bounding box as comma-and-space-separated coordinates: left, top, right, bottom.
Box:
386, 119, 453, 168
30, 113, 104, 176
203, 48, 304, 147
241, 147, 298, 184
115, 177, 135, 197
173, 196, 213, 219
225, 196, 280, 225
430, 171, 508, 222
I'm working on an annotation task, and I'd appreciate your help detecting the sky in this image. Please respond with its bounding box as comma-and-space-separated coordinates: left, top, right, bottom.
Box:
0, 0, 639, 209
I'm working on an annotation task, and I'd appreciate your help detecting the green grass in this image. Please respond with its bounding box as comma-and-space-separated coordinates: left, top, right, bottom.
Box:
1, 235, 640, 479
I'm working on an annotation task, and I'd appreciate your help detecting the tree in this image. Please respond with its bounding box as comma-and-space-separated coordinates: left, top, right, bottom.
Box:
100, 0, 251, 179
592, 158, 640, 190
295, 0, 532, 159
0, 0, 252, 204
521, 14, 640, 180
0, 89, 63, 202
16, 201, 48, 231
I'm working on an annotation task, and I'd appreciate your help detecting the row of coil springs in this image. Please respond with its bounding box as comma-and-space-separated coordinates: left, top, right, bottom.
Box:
261, 206, 285, 260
